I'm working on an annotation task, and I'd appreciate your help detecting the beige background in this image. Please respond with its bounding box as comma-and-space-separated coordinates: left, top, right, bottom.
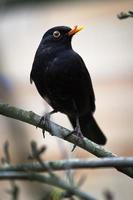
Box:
0, 1, 133, 199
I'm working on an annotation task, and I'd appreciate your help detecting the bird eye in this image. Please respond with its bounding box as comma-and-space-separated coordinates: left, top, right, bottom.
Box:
53, 31, 61, 38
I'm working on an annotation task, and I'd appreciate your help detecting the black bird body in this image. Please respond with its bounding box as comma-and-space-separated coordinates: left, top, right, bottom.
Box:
30, 26, 106, 145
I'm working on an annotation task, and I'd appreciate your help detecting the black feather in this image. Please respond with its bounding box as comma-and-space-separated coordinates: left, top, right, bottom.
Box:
30, 26, 107, 145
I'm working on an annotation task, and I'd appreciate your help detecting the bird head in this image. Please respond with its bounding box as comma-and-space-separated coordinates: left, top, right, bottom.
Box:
41, 25, 84, 49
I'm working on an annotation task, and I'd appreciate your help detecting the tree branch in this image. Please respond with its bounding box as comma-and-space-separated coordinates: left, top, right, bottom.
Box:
0, 157, 133, 172
117, 10, 133, 19
0, 171, 96, 200
0, 103, 133, 178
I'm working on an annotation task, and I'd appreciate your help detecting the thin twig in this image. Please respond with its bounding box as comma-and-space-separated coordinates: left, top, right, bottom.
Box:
0, 103, 133, 178
0, 171, 96, 200
6, 181, 19, 200
1, 141, 20, 200
0, 157, 133, 172
1, 141, 10, 164
28, 141, 59, 176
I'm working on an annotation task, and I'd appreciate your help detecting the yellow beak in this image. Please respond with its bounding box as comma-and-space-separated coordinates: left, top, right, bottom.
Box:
68, 25, 84, 36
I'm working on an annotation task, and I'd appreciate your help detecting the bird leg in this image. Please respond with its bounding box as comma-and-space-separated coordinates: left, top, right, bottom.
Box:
65, 116, 84, 151
37, 110, 57, 137
73, 117, 84, 138
71, 116, 84, 151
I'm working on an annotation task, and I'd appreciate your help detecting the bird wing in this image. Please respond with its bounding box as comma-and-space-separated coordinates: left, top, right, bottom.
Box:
30, 51, 48, 99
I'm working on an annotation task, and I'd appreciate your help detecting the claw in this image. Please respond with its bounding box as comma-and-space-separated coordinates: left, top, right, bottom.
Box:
66, 116, 84, 151
36, 115, 47, 137
71, 127, 84, 151
36, 110, 57, 138
65, 125, 84, 151
73, 126, 84, 138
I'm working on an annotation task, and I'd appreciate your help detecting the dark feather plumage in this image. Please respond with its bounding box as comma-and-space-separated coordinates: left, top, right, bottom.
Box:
30, 26, 106, 145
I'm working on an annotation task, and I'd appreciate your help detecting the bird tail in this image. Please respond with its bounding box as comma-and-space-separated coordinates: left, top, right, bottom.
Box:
68, 114, 107, 145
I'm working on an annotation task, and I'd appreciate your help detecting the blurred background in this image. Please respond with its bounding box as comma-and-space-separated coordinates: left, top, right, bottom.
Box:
0, 0, 133, 199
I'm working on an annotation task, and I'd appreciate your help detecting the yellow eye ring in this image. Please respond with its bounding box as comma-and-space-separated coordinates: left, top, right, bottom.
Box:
53, 30, 61, 38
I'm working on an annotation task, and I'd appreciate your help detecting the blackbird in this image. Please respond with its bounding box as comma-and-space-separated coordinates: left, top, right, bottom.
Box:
30, 25, 107, 145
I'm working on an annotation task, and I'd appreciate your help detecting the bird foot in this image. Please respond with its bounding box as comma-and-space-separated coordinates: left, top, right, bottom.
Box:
71, 127, 84, 151
65, 126, 84, 151
65, 126, 84, 138
73, 126, 84, 138
36, 112, 52, 138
